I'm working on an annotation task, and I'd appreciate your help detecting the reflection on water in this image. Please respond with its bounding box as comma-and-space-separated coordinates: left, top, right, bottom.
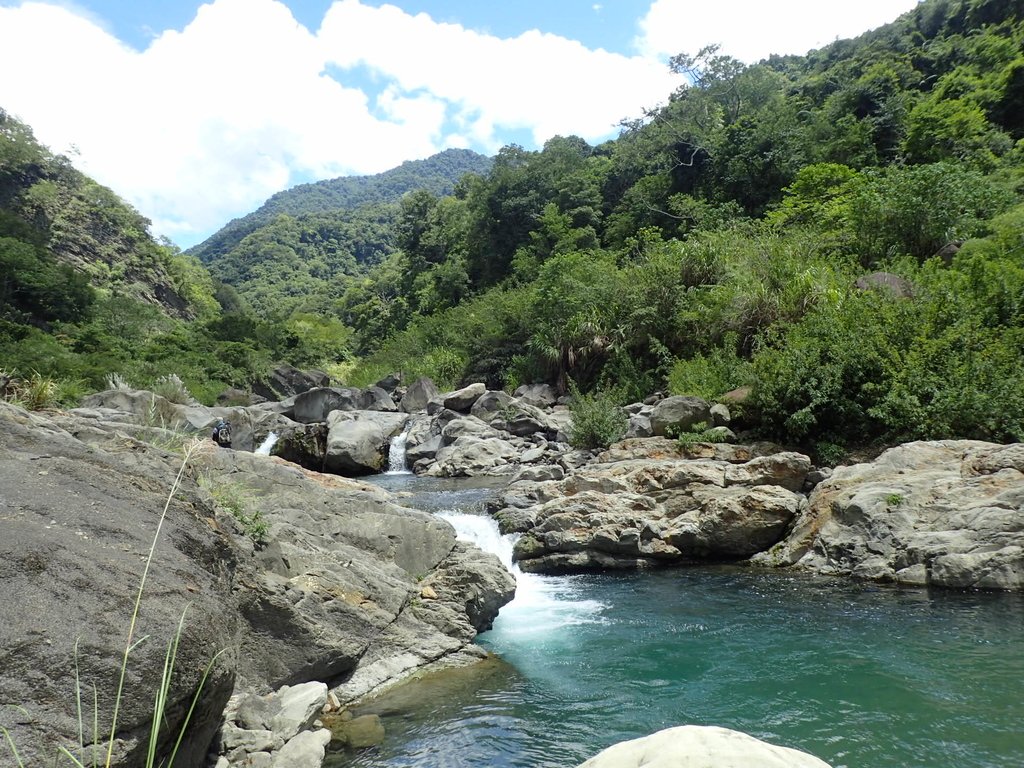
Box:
331, 475, 1024, 768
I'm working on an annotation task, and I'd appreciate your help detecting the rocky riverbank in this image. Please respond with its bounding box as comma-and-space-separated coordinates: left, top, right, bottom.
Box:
2, 370, 1021, 768
0, 394, 513, 768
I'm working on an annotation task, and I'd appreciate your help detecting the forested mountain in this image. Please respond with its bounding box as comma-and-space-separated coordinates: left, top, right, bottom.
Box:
3, 0, 1023, 460
188, 148, 492, 264
0, 109, 346, 403
333, 0, 1024, 456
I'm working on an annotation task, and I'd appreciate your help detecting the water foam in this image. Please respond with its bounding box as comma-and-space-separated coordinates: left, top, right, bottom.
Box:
437, 510, 607, 636
255, 432, 278, 455
386, 423, 413, 474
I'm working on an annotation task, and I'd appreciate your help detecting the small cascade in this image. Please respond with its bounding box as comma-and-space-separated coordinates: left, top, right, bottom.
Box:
386, 423, 413, 474
437, 511, 607, 635
255, 432, 278, 456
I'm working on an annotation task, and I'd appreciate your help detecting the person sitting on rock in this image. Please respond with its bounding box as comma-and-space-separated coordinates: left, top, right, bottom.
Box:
211, 418, 232, 448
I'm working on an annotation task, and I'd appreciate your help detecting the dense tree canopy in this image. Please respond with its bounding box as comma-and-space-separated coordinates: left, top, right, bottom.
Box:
4, 0, 1024, 458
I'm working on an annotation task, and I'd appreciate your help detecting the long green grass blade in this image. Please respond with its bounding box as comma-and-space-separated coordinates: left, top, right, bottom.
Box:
2, 725, 27, 768
104, 443, 199, 768
166, 648, 228, 768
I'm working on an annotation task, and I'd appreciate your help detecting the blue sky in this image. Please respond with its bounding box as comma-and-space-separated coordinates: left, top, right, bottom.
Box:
0, 0, 919, 247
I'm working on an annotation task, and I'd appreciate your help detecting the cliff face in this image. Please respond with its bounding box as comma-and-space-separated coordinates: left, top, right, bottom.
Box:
0, 400, 513, 767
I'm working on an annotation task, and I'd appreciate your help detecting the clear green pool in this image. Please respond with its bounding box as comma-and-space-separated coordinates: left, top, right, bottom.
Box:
334, 482, 1024, 768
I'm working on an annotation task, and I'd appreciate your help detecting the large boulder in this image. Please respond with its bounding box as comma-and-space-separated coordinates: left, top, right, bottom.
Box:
251, 365, 329, 401
754, 441, 1024, 590
294, 387, 397, 424
324, 411, 409, 475
504, 440, 810, 574
442, 383, 487, 413
0, 400, 519, 768
649, 396, 712, 437
470, 390, 514, 421
513, 383, 558, 408
293, 387, 360, 423
577, 725, 832, 768
401, 377, 440, 414
0, 404, 237, 768
361, 386, 399, 413
428, 437, 520, 478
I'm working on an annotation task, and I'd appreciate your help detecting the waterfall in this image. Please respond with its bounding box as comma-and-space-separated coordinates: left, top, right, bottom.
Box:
437, 511, 607, 635
255, 432, 278, 455
386, 423, 413, 474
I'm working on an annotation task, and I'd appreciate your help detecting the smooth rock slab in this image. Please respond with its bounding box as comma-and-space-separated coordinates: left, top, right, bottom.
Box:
576, 725, 832, 768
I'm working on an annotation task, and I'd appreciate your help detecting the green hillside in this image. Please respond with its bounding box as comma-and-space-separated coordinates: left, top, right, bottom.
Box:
0, 109, 342, 403
336, 0, 1024, 456
3, 0, 1023, 459
188, 148, 492, 264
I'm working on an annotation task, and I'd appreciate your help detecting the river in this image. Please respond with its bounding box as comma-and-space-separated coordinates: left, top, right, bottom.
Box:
325, 469, 1024, 768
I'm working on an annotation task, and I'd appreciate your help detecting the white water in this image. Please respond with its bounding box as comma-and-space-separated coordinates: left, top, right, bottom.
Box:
386, 423, 413, 474
437, 510, 608, 637
255, 431, 278, 455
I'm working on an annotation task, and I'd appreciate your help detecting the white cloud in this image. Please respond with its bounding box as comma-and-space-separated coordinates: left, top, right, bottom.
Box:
0, 0, 681, 246
636, 0, 921, 63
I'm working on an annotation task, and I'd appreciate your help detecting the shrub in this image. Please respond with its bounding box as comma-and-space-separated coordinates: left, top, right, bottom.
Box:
668, 338, 752, 400
567, 386, 628, 450
198, 475, 268, 545
150, 374, 196, 405
673, 421, 728, 448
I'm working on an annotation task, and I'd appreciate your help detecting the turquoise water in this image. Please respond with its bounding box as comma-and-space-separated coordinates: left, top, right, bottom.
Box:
335, 478, 1024, 768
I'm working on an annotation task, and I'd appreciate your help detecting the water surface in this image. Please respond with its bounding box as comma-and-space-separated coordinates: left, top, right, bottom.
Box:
333, 476, 1024, 768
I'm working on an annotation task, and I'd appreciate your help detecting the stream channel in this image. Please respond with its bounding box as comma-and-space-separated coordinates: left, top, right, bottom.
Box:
324, 446, 1024, 768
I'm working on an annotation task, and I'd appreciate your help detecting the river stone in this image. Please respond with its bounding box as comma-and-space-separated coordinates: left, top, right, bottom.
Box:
626, 414, 653, 439
271, 728, 331, 768
361, 386, 399, 412
576, 725, 833, 768
443, 383, 487, 413
293, 387, 365, 423
709, 403, 731, 427
402, 377, 440, 413
270, 682, 328, 741
407, 434, 442, 466
251, 365, 329, 401
514, 383, 558, 408
508, 437, 811, 574
649, 396, 712, 437
471, 390, 514, 420
324, 712, 386, 747
374, 373, 402, 394
430, 437, 519, 477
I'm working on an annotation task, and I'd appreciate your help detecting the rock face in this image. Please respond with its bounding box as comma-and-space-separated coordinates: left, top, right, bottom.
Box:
576, 725, 833, 768
754, 441, 1024, 590
0, 403, 236, 768
497, 436, 811, 574
0, 401, 516, 767
324, 411, 408, 475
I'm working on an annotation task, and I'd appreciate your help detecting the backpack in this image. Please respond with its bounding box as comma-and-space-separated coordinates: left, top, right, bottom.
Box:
213, 420, 232, 447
